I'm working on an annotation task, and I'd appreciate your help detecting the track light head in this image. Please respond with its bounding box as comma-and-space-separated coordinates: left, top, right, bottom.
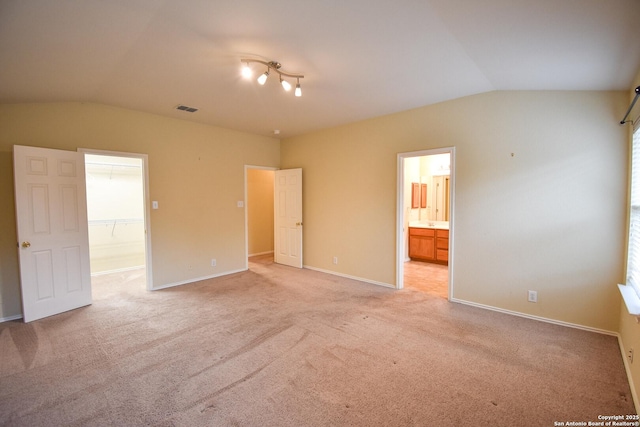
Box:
257, 70, 269, 85
241, 63, 252, 78
241, 58, 303, 97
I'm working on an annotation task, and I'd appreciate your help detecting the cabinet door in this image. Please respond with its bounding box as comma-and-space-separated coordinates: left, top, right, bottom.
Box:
409, 235, 435, 260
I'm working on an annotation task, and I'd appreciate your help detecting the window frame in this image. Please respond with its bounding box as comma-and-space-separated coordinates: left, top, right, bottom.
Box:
621, 124, 640, 315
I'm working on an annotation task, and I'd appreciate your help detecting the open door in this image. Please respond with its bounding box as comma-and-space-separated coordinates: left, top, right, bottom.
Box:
13, 145, 92, 322
274, 168, 303, 268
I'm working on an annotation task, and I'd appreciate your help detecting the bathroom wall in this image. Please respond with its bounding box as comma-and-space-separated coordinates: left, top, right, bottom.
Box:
404, 157, 421, 222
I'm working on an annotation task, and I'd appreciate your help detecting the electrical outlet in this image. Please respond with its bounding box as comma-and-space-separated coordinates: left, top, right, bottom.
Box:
527, 290, 538, 303
333, 256, 338, 265
629, 348, 634, 364
211, 259, 216, 267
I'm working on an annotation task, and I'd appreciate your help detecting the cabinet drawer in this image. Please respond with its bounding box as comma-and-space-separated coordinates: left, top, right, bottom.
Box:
409, 227, 435, 237
436, 237, 449, 250
436, 229, 449, 238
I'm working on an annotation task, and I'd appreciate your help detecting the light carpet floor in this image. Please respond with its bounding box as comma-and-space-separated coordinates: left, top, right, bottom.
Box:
0, 256, 635, 426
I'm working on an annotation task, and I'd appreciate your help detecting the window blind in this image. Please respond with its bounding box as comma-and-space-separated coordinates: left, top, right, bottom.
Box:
627, 126, 640, 297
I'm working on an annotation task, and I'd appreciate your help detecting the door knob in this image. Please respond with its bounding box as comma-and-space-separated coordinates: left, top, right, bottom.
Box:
21, 241, 31, 248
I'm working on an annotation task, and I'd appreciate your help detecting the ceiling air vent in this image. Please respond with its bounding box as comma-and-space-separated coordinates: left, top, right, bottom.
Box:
175, 104, 198, 113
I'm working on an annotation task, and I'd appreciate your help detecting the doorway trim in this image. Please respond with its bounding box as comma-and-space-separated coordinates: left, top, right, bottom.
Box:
79, 148, 153, 290
396, 147, 455, 297
244, 165, 278, 271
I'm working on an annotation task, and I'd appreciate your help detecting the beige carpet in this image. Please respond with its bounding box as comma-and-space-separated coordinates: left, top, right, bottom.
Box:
0, 255, 635, 426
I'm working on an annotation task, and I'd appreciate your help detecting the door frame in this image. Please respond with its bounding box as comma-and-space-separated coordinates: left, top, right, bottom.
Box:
79, 148, 153, 290
243, 165, 278, 270
396, 147, 455, 297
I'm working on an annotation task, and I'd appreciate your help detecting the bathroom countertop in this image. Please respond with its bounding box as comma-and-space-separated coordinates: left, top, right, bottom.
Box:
408, 221, 449, 230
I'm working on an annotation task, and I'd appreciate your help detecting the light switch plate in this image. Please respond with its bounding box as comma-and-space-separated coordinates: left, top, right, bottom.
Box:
152, 201, 158, 209
237, 201, 244, 208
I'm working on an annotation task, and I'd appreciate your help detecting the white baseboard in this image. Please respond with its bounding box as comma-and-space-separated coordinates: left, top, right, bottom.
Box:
303, 265, 395, 289
0, 314, 23, 323
284, 266, 620, 338
301, 267, 619, 336
450, 297, 617, 336
91, 265, 145, 276
248, 251, 274, 257
151, 268, 247, 291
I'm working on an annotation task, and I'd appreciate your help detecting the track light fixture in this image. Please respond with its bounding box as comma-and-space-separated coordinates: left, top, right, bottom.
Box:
241, 59, 304, 97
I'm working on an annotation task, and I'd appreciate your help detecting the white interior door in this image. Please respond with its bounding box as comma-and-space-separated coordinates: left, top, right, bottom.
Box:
274, 168, 303, 268
13, 145, 92, 322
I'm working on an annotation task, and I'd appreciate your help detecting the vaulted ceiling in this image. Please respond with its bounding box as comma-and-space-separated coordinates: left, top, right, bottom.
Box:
1, 0, 639, 138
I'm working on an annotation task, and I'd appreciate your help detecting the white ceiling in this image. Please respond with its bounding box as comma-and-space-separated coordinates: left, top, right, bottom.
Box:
1, 0, 639, 138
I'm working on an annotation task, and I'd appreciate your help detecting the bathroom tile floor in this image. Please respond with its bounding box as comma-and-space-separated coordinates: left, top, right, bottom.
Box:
403, 260, 449, 299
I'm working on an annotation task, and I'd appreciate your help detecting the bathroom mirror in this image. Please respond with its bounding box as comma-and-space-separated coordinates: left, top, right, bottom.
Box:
429, 175, 450, 221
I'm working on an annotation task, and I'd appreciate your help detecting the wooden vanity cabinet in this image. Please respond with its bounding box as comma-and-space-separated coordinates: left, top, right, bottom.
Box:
408, 227, 435, 261
435, 229, 449, 263
409, 227, 448, 265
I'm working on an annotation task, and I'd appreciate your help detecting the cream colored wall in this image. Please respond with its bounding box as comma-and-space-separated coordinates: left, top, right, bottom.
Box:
618, 69, 640, 408
247, 168, 274, 256
0, 102, 279, 320
281, 90, 628, 332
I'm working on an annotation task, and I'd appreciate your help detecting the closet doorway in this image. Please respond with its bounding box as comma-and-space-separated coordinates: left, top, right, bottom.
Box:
82, 150, 152, 291
245, 166, 276, 268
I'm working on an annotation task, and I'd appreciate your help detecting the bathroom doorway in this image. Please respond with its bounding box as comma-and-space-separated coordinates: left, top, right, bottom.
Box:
396, 148, 454, 298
